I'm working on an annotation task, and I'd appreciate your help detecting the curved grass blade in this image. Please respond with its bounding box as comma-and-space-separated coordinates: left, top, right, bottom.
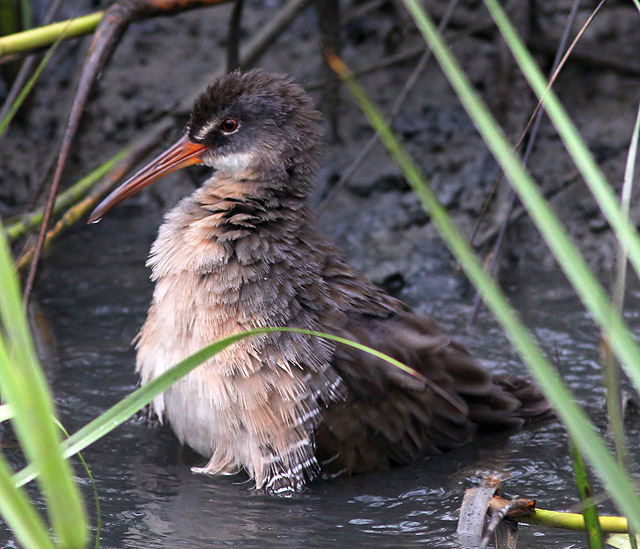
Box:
0, 448, 54, 549
481, 0, 640, 290
328, 37, 640, 531
0, 27, 63, 137
0, 223, 88, 546
13, 326, 455, 487
54, 419, 102, 549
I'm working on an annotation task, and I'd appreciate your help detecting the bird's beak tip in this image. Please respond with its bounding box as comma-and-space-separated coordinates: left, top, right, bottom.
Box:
87, 135, 207, 222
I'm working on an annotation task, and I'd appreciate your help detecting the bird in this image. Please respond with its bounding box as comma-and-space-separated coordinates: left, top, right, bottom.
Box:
89, 69, 549, 497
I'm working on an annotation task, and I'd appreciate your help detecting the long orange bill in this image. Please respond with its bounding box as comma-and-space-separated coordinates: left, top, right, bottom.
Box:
88, 134, 208, 223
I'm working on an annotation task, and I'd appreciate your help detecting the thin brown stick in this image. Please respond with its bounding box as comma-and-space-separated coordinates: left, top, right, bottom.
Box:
343, 0, 385, 25
226, 0, 243, 72
16, 121, 172, 270
16, 0, 311, 274
467, 0, 586, 326
0, 0, 64, 123
315, 0, 342, 141
317, 0, 460, 211
467, 0, 599, 254
22, 0, 230, 305
529, 37, 640, 78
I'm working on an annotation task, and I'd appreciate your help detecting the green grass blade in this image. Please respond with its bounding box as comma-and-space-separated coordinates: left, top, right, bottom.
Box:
481, 0, 640, 294
54, 420, 101, 549
602, 101, 640, 471
614, 101, 640, 311
0, 30, 63, 137
13, 327, 440, 487
404, 3, 640, 399
19, 0, 32, 30
6, 146, 132, 242
402, 0, 640, 425
0, 222, 88, 546
570, 439, 604, 548
0, 444, 54, 549
329, 32, 640, 533
0, 11, 103, 57
605, 93, 634, 467
83, 447, 101, 549
615, 100, 640, 549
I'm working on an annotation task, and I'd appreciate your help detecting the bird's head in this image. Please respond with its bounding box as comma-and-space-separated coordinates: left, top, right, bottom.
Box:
89, 69, 322, 223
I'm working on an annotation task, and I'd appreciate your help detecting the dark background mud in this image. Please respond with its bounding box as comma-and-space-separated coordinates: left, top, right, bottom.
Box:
2, 0, 640, 302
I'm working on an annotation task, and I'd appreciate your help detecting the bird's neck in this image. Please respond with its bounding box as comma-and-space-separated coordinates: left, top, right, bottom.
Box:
195, 173, 311, 235
147, 173, 312, 281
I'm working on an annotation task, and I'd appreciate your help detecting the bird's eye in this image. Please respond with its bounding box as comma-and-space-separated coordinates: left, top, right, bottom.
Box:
220, 118, 239, 133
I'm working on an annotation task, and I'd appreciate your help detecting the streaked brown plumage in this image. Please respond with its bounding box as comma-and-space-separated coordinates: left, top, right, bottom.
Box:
90, 69, 549, 496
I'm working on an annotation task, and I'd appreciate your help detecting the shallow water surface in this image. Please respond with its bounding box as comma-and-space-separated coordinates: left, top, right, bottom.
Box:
9, 208, 639, 548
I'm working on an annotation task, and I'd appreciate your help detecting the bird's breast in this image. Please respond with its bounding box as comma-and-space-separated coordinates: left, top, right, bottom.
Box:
134, 197, 337, 432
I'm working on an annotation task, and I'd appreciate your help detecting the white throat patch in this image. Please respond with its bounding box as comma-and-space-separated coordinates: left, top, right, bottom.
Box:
213, 151, 256, 175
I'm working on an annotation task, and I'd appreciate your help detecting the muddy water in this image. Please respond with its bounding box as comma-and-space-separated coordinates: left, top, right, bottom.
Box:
10, 207, 640, 548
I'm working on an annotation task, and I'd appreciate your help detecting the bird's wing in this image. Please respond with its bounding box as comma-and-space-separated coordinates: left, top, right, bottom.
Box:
312, 254, 545, 476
